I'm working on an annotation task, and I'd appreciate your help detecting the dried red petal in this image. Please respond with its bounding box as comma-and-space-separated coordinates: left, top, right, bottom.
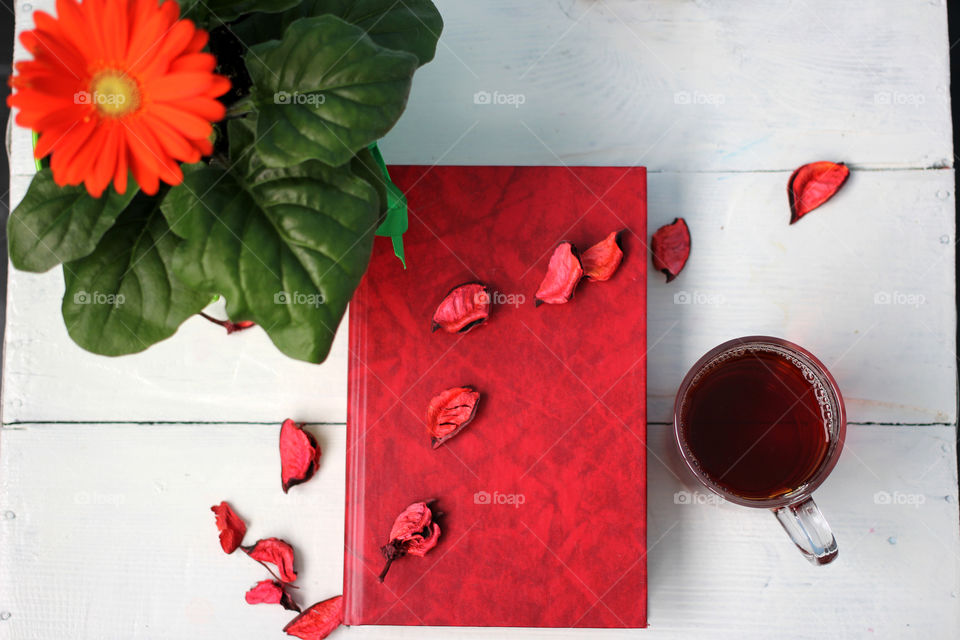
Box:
245, 579, 301, 612
379, 501, 441, 582
280, 419, 322, 493
210, 501, 247, 554
535, 242, 583, 305
426, 386, 480, 448
388, 501, 435, 541
404, 522, 441, 557
581, 231, 624, 281
431, 282, 491, 333
244, 538, 298, 583
651, 218, 691, 282
283, 596, 344, 640
788, 161, 849, 224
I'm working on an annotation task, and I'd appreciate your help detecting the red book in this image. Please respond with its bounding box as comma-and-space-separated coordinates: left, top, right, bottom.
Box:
345, 166, 648, 628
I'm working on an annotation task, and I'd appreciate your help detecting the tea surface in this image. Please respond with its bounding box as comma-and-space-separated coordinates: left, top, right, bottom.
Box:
683, 348, 830, 500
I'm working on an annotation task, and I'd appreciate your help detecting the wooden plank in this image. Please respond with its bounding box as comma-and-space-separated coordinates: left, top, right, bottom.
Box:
3, 169, 954, 424
0, 423, 955, 638
380, 0, 953, 171
9, 1, 952, 176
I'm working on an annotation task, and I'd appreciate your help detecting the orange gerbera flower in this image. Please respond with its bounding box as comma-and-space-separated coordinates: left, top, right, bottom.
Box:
8, 0, 230, 197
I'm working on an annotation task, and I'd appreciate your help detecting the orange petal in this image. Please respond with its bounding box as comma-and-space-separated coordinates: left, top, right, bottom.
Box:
129, 149, 160, 195
169, 52, 216, 73
171, 96, 226, 123
88, 122, 120, 198
125, 0, 179, 69
114, 136, 129, 194
149, 102, 213, 139
185, 28, 208, 54
141, 113, 200, 163
146, 72, 215, 101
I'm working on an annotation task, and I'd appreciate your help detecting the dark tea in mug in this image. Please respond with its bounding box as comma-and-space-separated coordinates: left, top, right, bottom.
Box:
677, 340, 839, 501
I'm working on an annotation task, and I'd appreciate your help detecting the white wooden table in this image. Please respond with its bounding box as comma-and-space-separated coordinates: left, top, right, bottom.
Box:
2, 1, 958, 638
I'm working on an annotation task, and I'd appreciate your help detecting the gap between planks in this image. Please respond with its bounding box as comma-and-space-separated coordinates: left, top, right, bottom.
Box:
0, 420, 955, 429
7, 165, 956, 184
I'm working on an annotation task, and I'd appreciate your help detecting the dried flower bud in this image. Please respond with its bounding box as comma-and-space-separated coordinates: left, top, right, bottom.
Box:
379, 501, 441, 582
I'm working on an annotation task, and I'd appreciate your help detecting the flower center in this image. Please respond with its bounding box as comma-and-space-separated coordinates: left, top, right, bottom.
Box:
89, 71, 140, 117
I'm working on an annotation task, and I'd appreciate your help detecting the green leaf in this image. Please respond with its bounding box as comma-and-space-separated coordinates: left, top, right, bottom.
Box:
180, 0, 301, 26
350, 146, 388, 222
246, 15, 418, 168
62, 193, 211, 356
8, 169, 138, 273
231, 0, 443, 66
160, 132, 381, 363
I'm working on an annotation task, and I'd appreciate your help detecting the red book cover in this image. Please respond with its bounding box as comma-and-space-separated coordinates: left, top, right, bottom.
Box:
345, 166, 648, 628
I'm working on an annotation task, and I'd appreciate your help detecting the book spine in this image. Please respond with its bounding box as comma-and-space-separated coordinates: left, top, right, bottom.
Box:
342, 289, 368, 625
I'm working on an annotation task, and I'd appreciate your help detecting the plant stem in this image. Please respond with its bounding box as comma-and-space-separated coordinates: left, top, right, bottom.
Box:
199, 312, 255, 334
378, 556, 394, 583
226, 96, 253, 119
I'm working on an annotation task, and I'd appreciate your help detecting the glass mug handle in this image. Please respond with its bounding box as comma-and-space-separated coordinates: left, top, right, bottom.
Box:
773, 496, 838, 565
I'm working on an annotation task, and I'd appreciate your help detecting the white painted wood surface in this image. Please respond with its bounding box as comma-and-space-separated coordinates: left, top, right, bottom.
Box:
2, 0, 958, 638
0, 424, 956, 639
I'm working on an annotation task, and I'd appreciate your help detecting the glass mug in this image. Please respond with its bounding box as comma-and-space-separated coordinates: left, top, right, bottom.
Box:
674, 336, 846, 564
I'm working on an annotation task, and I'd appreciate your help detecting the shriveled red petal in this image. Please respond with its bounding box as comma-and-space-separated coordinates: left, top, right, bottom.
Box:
210, 501, 246, 554
431, 282, 490, 333
283, 596, 344, 640
788, 161, 850, 224
280, 419, 322, 493
405, 522, 441, 557
581, 231, 624, 281
426, 386, 480, 448
651, 218, 690, 282
245, 579, 301, 612
244, 538, 298, 583
389, 501, 435, 542
535, 242, 583, 305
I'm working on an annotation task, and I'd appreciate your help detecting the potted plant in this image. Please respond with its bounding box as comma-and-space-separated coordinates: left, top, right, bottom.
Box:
6, 0, 442, 363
